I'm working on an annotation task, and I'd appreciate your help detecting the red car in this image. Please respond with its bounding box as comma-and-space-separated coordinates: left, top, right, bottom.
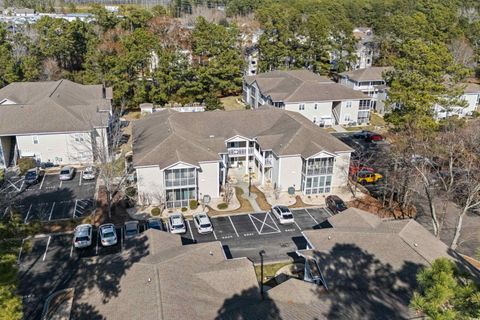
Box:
349, 164, 375, 176
366, 133, 384, 142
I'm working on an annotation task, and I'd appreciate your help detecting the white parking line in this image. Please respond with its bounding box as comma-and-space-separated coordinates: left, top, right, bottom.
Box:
39, 175, 45, 189
294, 220, 302, 231
187, 220, 195, 240
3, 207, 9, 217
228, 216, 239, 237
324, 207, 333, 217
42, 236, 51, 261
212, 230, 218, 240
59, 180, 63, 189
73, 200, 78, 218
250, 213, 280, 234
269, 213, 281, 232
17, 238, 25, 263
305, 209, 319, 225
70, 238, 74, 258
79, 171, 83, 186
48, 202, 56, 221
24, 204, 33, 223
19, 180, 25, 191
248, 214, 261, 235
95, 230, 100, 255
120, 227, 124, 251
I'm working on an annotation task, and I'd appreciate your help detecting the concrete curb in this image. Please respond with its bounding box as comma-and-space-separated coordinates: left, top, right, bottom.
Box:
41, 288, 74, 320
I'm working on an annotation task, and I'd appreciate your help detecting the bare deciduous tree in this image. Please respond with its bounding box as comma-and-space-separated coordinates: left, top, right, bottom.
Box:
222, 182, 234, 205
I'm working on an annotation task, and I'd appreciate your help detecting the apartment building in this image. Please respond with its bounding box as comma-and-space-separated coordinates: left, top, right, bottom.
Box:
243, 69, 371, 126
132, 108, 353, 207
434, 82, 480, 119
0, 79, 112, 168
339, 66, 392, 115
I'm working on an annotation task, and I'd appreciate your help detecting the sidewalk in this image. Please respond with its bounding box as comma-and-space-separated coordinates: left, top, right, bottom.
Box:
236, 182, 262, 212
332, 125, 348, 133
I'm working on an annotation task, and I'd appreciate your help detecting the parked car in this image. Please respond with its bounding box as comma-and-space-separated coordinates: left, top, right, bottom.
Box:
73, 224, 93, 249
24, 168, 41, 185
193, 213, 213, 234
59, 166, 75, 181
325, 195, 348, 214
146, 218, 163, 231
352, 130, 372, 139
82, 166, 96, 180
365, 133, 384, 142
357, 172, 383, 184
99, 223, 117, 246
271, 205, 295, 225
124, 221, 139, 239
168, 213, 186, 234
349, 163, 375, 176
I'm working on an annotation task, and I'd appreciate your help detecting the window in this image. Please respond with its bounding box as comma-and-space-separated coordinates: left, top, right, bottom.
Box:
299, 104, 305, 111
344, 115, 351, 122
313, 117, 317, 123
359, 100, 370, 110
346, 101, 352, 108
74, 133, 84, 142
33, 136, 39, 144
314, 104, 318, 110
302, 157, 334, 195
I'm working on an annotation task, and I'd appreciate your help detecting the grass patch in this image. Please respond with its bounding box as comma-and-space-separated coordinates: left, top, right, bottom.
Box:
288, 195, 314, 208
370, 113, 386, 127
220, 96, 246, 111
251, 186, 271, 211
254, 262, 291, 285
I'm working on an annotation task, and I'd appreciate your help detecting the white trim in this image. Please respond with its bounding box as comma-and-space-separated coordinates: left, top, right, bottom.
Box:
163, 161, 200, 170
225, 135, 251, 143
306, 151, 337, 159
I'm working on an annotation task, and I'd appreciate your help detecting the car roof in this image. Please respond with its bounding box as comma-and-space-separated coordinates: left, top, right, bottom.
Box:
100, 224, 115, 231
274, 205, 290, 211
75, 224, 91, 235
196, 214, 209, 222
125, 221, 139, 227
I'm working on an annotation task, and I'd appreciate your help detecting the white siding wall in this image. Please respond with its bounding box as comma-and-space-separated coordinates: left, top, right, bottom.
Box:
278, 156, 303, 192
462, 93, 479, 114
136, 166, 164, 205
337, 100, 360, 125
198, 162, 220, 198
16, 132, 94, 165
332, 152, 351, 190
270, 154, 280, 188
284, 102, 332, 124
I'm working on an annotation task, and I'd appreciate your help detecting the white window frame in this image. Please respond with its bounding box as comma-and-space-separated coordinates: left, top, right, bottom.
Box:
33, 135, 39, 144
346, 101, 352, 108
299, 104, 305, 111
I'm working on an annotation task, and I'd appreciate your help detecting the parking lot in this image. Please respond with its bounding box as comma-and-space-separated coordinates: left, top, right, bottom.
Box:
1, 170, 97, 222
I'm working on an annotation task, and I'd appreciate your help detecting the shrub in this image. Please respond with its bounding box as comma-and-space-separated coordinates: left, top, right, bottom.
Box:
0, 168, 4, 184
18, 157, 37, 175
151, 207, 161, 216
189, 200, 199, 210
181, 207, 188, 212
217, 203, 228, 210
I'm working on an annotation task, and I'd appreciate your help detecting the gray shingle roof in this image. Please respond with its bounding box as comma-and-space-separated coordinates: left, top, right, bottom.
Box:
71, 230, 259, 320
245, 69, 368, 102
463, 82, 480, 94
340, 67, 393, 82
132, 108, 353, 168
0, 79, 112, 135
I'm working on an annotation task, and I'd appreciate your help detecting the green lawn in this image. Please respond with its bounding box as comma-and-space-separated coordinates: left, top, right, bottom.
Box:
220, 96, 246, 111
254, 261, 291, 284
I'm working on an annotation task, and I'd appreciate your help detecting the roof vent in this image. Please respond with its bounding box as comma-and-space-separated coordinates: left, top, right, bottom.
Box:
414, 243, 418, 247
209, 135, 215, 139
328, 235, 331, 240
209, 251, 213, 256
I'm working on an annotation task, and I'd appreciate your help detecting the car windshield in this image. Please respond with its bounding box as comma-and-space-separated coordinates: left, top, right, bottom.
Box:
60, 170, 70, 175
149, 221, 161, 229
282, 214, 293, 220
336, 202, 347, 210
75, 236, 89, 242
26, 171, 36, 178
103, 231, 115, 238
200, 223, 211, 228
84, 169, 93, 174
278, 206, 290, 213
126, 229, 137, 235
172, 224, 183, 229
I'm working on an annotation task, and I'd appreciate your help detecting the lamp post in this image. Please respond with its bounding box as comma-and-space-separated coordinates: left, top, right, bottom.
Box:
259, 249, 265, 300
248, 166, 253, 197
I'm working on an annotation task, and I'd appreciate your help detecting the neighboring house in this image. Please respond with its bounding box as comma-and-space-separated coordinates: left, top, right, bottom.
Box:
271, 207, 467, 319
243, 70, 371, 126
352, 27, 377, 70
434, 82, 480, 119
339, 66, 392, 115
132, 108, 352, 207
0, 80, 112, 169
70, 230, 261, 320
241, 29, 263, 76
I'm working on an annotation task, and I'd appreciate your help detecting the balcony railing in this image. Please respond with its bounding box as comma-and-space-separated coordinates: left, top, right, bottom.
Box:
265, 158, 273, 167
228, 147, 254, 156
165, 178, 196, 188
305, 167, 333, 176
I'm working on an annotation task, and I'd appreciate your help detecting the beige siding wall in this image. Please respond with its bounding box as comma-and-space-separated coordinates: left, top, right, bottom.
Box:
278, 156, 303, 191
337, 100, 361, 124
136, 166, 164, 205
284, 101, 332, 124
332, 152, 351, 190
198, 162, 220, 198
16, 132, 94, 165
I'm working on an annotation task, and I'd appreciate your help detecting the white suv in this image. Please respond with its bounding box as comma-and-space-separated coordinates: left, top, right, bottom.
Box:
193, 213, 213, 234
168, 213, 186, 234
271, 205, 295, 225
73, 224, 93, 249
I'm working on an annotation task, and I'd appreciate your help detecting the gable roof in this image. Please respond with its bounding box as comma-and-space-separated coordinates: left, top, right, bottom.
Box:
340, 66, 393, 82
132, 108, 353, 168
0, 79, 112, 135
71, 230, 259, 320
245, 69, 368, 102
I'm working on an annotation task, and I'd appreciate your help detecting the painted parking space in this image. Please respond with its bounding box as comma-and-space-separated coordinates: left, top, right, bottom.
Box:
73, 198, 96, 218
23, 202, 53, 222
228, 214, 258, 237
248, 212, 281, 235
292, 208, 322, 229
210, 216, 238, 240
44, 234, 74, 264
189, 220, 217, 243
18, 236, 49, 273
96, 227, 123, 257
41, 174, 62, 190
50, 201, 75, 220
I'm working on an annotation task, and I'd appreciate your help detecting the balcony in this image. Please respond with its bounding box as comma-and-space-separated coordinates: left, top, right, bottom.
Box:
228, 147, 254, 156
265, 158, 273, 167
